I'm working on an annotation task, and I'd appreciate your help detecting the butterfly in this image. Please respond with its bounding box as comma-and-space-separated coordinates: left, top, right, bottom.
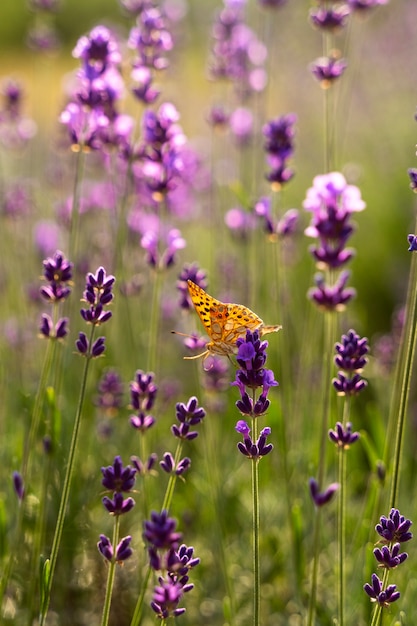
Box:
185, 280, 281, 360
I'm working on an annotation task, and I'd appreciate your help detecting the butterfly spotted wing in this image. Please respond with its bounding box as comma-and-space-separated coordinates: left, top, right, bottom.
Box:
186, 280, 281, 360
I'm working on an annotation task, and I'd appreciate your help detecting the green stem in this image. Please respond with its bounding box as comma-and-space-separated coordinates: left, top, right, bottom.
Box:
68, 147, 86, 261
389, 248, 417, 509
337, 397, 350, 626
307, 309, 336, 626
252, 412, 260, 626
129, 439, 184, 626
38, 325, 96, 626
147, 269, 163, 374
100, 516, 121, 626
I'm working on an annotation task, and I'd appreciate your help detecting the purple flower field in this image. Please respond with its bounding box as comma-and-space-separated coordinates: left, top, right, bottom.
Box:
1, 1, 417, 625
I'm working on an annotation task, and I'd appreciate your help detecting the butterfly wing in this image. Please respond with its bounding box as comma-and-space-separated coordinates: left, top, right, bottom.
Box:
187, 280, 224, 337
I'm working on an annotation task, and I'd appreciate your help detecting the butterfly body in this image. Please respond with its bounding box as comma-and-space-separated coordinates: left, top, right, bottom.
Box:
186, 280, 281, 360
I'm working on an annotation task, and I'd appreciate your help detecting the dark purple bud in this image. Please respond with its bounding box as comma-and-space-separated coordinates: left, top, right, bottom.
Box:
115, 535, 133, 561
76, 331, 88, 354
97, 534, 113, 561
373, 543, 408, 569
375, 508, 413, 543
91, 336, 106, 357
101, 455, 137, 492
309, 478, 339, 507
12, 471, 24, 501
363, 573, 401, 607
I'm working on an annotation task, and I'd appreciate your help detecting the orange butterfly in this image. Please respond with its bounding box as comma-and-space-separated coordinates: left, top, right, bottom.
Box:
185, 280, 281, 360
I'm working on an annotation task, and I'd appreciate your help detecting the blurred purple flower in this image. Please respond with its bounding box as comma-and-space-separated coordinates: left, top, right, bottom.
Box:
309, 478, 339, 507
309, 5, 351, 31
310, 55, 348, 87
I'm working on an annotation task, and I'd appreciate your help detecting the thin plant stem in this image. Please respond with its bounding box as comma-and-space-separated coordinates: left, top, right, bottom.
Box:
39, 324, 96, 626
68, 147, 86, 261
147, 269, 163, 374
100, 516, 121, 626
389, 247, 417, 509
307, 308, 336, 626
337, 396, 351, 626
161, 440, 184, 513
129, 438, 185, 626
251, 399, 260, 626
129, 565, 152, 626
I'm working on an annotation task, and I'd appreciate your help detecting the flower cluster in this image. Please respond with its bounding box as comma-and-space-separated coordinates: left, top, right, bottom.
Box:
232, 330, 277, 459
332, 329, 368, 396
304, 172, 365, 311
129, 370, 158, 431
235, 421, 273, 459
364, 508, 412, 608
128, 3, 173, 104
263, 114, 297, 190
143, 510, 199, 619
76, 266, 115, 358
97, 456, 137, 563
0, 78, 37, 149
160, 396, 206, 476
95, 369, 124, 417
308, 2, 349, 87
39, 250, 72, 340
209, 0, 267, 101
26, 0, 61, 52
60, 25, 132, 152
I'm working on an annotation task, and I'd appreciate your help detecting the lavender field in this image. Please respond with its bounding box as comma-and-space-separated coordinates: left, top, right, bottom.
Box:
1, 1, 417, 625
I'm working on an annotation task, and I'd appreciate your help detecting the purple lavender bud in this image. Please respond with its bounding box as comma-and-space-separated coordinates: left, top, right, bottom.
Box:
373, 543, 408, 569
177, 264, 208, 310
375, 509, 413, 543
130, 370, 158, 412
310, 55, 348, 87
160, 452, 175, 474
143, 510, 182, 550
101, 455, 137, 492
130, 412, 155, 431
175, 397, 206, 425
91, 336, 106, 357
309, 5, 350, 32
39, 313, 53, 338
408, 169, 417, 193
55, 317, 69, 339
408, 234, 417, 251
276, 208, 299, 237
235, 420, 250, 436
309, 478, 339, 507
131, 453, 158, 475
333, 371, 368, 395
42, 250, 73, 283
328, 421, 360, 448
363, 573, 400, 607
115, 535, 133, 562
102, 492, 136, 515
12, 471, 24, 501
348, 0, 388, 11
151, 578, 185, 619
75, 331, 88, 354
97, 534, 113, 561
95, 369, 124, 414
334, 330, 369, 371
175, 457, 191, 475
308, 271, 356, 311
